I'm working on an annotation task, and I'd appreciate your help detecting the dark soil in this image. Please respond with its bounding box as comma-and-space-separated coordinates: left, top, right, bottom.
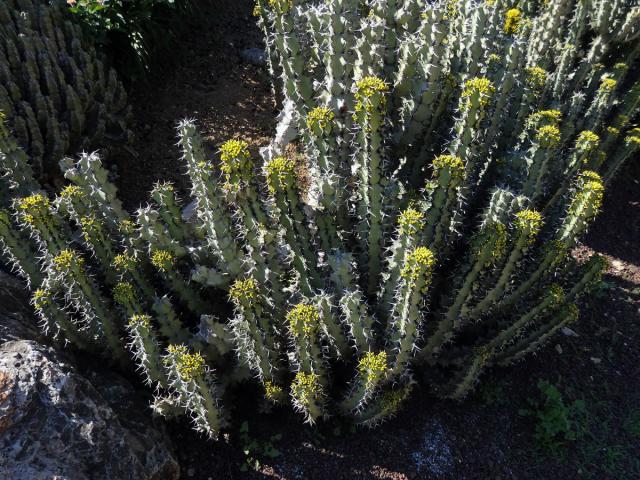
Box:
112, 0, 276, 210
115, 1, 640, 478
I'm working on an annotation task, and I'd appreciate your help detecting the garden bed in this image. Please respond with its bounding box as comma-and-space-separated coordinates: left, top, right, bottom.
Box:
109, 1, 640, 478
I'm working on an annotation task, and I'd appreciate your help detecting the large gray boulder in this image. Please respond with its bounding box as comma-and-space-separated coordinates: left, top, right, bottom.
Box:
0, 272, 180, 480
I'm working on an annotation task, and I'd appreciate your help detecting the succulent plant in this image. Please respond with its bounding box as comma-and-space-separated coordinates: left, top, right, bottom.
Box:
0, 0, 131, 181
1, 0, 638, 438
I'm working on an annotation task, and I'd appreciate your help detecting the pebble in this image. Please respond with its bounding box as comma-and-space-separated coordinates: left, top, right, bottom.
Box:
561, 327, 579, 337
187, 467, 195, 477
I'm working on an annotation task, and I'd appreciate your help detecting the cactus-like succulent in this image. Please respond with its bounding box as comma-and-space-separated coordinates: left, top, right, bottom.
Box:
0, 0, 131, 181
1, 0, 638, 439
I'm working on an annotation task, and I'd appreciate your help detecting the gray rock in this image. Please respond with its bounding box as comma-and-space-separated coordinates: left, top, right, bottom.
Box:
240, 47, 267, 66
0, 273, 180, 480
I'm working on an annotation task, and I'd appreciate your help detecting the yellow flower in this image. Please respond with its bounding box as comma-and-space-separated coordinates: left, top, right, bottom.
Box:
287, 303, 320, 337
113, 252, 137, 272
358, 351, 388, 390
599, 78, 617, 93
113, 282, 136, 305
306, 107, 335, 134
400, 247, 436, 285
525, 66, 547, 91
461, 77, 495, 110
18, 194, 50, 226
229, 277, 258, 303
503, 8, 522, 35
53, 249, 84, 273
432, 154, 465, 181
291, 371, 321, 407
129, 314, 152, 328
535, 125, 561, 148
398, 208, 424, 236
265, 156, 296, 194
515, 209, 543, 236
151, 250, 175, 273
33, 289, 52, 311
355, 76, 389, 113
167, 344, 206, 381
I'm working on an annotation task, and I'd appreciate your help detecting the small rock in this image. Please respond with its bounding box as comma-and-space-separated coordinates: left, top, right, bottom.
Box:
187, 467, 195, 477
555, 344, 563, 354
241, 47, 267, 67
561, 327, 579, 337
590, 357, 602, 364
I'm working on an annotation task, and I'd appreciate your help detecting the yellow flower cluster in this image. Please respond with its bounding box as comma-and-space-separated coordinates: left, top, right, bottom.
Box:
355, 76, 389, 113
525, 66, 548, 91
167, 344, 206, 381
398, 208, 425, 236
432, 154, 465, 181
535, 125, 561, 148
129, 314, 152, 328
287, 303, 320, 337
18, 194, 50, 226
265, 156, 296, 194
461, 77, 495, 110
229, 277, 258, 303
358, 351, 388, 390
113, 252, 137, 272
268, 0, 292, 14
625, 128, 640, 148
60, 185, 85, 200
113, 282, 136, 305
80, 216, 102, 243
33, 289, 52, 311
151, 249, 175, 273
306, 106, 334, 133
264, 380, 285, 402
400, 246, 436, 284
599, 78, 617, 93
575, 131, 600, 152
527, 109, 562, 129
547, 283, 565, 306
291, 371, 321, 407
503, 8, 522, 35
53, 249, 84, 272
515, 209, 543, 237
119, 219, 137, 236
220, 139, 252, 187
571, 170, 604, 216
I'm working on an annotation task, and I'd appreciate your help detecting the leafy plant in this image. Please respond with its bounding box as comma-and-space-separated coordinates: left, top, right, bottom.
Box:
67, 0, 198, 77
0, 0, 638, 440
238, 421, 282, 472
520, 379, 587, 452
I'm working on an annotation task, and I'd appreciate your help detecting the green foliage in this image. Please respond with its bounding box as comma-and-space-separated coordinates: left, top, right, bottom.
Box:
238, 421, 282, 472
0, 0, 131, 180
519, 379, 587, 452
1, 0, 638, 440
67, 0, 198, 77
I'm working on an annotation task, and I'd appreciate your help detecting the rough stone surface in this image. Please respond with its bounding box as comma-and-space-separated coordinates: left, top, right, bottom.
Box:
0, 272, 180, 480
